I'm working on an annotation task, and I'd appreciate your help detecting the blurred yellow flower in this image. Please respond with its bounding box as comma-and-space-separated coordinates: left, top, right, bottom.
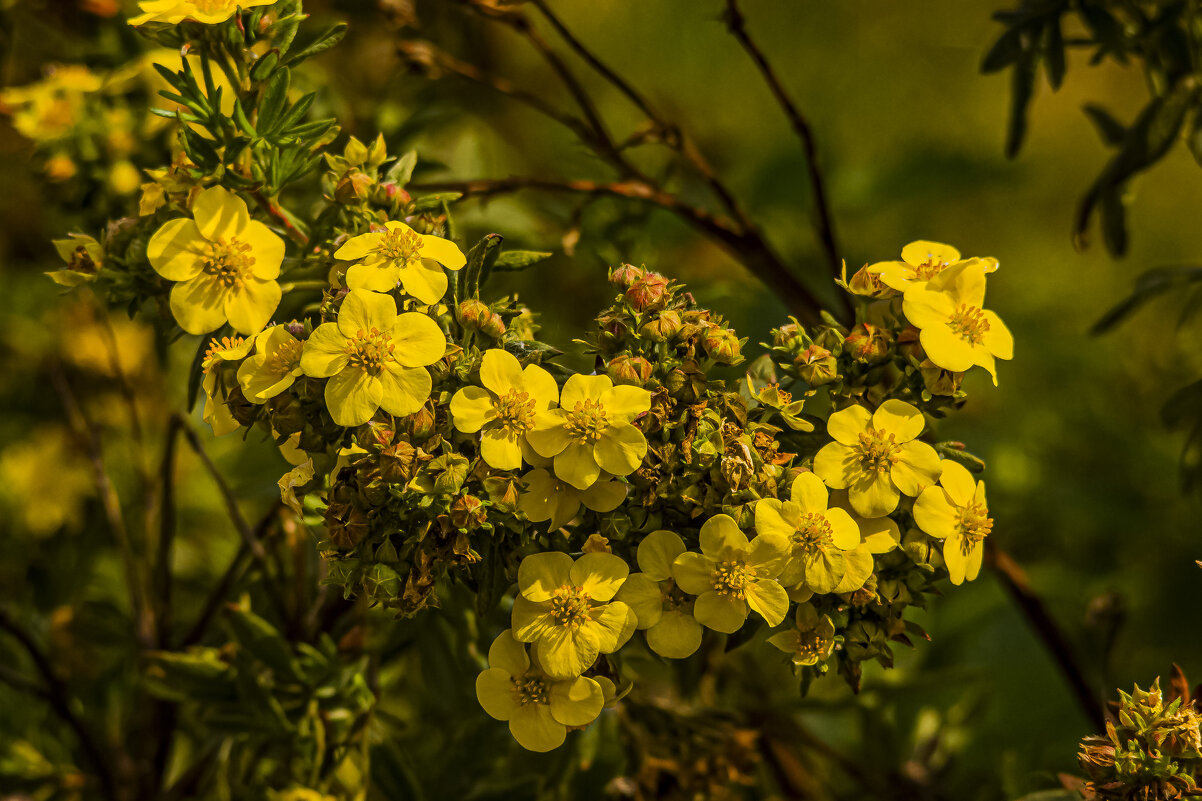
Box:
237, 325, 304, 404
902, 260, 1014, 384
615, 530, 703, 658
334, 221, 466, 305
0, 65, 102, 141
511, 552, 637, 678
146, 186, 284, 335
671, 514, 788, 634
755, 472, 859, 595
476, 630, 604, 752
526, 374, 651, 490
868, 240, 999, 294
0, 427, 94, 537
767, 603, 836, 667
450, 349, 559, 470
201, 335, 252, 436
812, 400, 940, 518
517, 468, 626, 530
129, 0, 277, 26
299, 290, 445, 427
913, 460, 992, 585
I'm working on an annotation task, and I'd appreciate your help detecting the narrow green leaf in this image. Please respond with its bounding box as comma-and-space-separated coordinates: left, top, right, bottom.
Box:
409, 192, 462, 212
283, 22, 349, 66
249, 49, 280, 83
493, 250, 553, 272
981, 25, 1025, 73
1005, 50, 1037, 158
385, 150, 418, 187
1043, 16, 1065, 89
463, 234, 504, 299
226, 607, 300, 679
1082, 103, 1127, 145
257, 67, 291, 134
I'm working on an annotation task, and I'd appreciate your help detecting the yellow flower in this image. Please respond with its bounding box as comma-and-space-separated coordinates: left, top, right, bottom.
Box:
475, 630, 604, 752
614, 530, 703, 658
450, 349, 559, 470
671, 514, 789, 634
0, 65, 102, 142
526, 374, 651, 490
902, 260, 1014, 384
129, 0, 276, 25
518, 468, 627, 530
755, 472, 859, 595
0, 427, 94, 537
913, 460, 992, 585
333, 221, 466, 305
867, 240, 999, 294
510, 552, 637, 679
237, 325, 304, 404
767, 603, 836, 667
146, 186, 284, 335
201, 335, 253, 436
823, 489, 900, 595
299, 290, 445, 427
812, 400, 941, 518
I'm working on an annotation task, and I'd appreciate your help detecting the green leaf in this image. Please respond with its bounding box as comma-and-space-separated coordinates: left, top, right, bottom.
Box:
492, 250, 552, 272
283, 22, 349, 66
1005, 49, 1037, 158
1043, 16, 1065, 90
249, 49, 280, 83
143, 650, 234, 702
463, 233, 504, 298
226, 607, 300, 679
385, 150, 418, 187
232, 98, 257, 137
257, 67, 291, 134
1099, 187, 1127, 256
1090, 265, 1202, 334
272, 93, 316, 137
981, 25, 1025, 73
1082, 103, 1127, 146
185, 333, 209, 412
409, 192, 462, 212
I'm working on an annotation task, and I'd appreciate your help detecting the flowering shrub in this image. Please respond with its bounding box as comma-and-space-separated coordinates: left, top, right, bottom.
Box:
25, 0, 1025, 761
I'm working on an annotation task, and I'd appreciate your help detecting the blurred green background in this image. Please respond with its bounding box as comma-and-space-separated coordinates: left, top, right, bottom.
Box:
2, 0, 1200, 798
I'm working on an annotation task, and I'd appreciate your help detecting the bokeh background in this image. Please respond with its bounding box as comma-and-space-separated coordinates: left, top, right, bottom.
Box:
1, 0, 1200, 798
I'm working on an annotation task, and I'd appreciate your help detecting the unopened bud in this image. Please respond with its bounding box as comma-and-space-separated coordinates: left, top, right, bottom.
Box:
450, 494, 487, 531
406, 402, 437, 441
456, 299, 491, 330
335, 171, 373, 204
846, 264, 897, 299
606, 354, 653, 386
639, 310, 681, 342
773, 322, 803, 348
701, 326, 743, 364
920, 359, 962, 396
844, 323, 892, 363
795, 344, 838, 386
625, 271, 670, 312
609, 263, 644, 289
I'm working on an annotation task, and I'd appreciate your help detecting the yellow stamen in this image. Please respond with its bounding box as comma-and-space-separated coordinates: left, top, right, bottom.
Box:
564, 399, 608, 445
946, 304, 990, 346
856, 427, 900, 473
510, 674, 549, 707
202, 335, 245, 373
201, 237, 255, 288
375, 226, 423, 267
712, 560, 748, 600
265, 337, 303, 376
345, 328, 395, 376
956, 502, 992, 555
791, 512, 834, 556
548, 585, 592, 630
493, 389, 536, 435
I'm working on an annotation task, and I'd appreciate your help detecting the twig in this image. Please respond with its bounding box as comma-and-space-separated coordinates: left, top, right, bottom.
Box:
985, 541, 1106, 732
155, 415, 183, 649
251, 190, 310, 247
410, 176, 829, 321
723, 0, 848, 318
0, 608, 119, 801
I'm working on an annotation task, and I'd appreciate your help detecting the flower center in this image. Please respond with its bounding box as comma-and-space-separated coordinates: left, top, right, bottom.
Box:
493, 389, 536, 435
202, 335, 245, 373
659, 578, 690, 612
946, 304, 990, 346
548, 585, 592, 630
376, 226, 422, 267
265, 337, 303, 376
510, 674, 549, 707
856, 427, 900, 473
956, 502, 993, 554
564, 399, 608, 445
913, 258, 949, 281
345, 328, 395, 377
792, 513, 834, 556
796, 626, 832, 661
712, 560, 749, 600
201, 237, 255, 288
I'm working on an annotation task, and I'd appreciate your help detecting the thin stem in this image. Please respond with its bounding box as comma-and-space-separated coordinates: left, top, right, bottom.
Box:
985, 540, 1106, 732
723, 0, 849, 319
155, 415, 184, 648
0, 608, 119, 801
252, 189, 310, 247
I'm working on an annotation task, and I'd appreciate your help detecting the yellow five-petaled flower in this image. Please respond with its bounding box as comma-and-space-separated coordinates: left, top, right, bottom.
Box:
615, 530, 704, 658
755, 472, 860, 595
129, 0, 277, 26
450, 348, 559, 471
526, 374, 652, 491
147, 186, 284, 336
913, 460, 992, 585
867, 240, 998, 294
812, 399, 941, 518
299, 290, 446, 427
237, 325, 304, 404
334, 221, 466, 305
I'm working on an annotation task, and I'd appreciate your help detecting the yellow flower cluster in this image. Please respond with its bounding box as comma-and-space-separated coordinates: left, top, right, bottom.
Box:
129, 0, 277, 26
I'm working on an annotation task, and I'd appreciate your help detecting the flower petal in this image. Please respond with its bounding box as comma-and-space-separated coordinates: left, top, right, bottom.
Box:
324, 369, 382, 427
594, 422, 647, 477
902, 289, 955, 330
377, 364, 431, 417
902, 240, 960, 267
693, 591, 747, 634
480, 428, 523, 471
334, 231, 382, 262
147, 218, 205, 281
521, 364, 560, 410
672, 552, 714, 596
588, 601, 637, 653
636, 529, 686, 581
615, 573, 663, 629
511, 596, 553, 642
548, 676, 603, 727
337, 290, 396, 338
913, 487, 959, 539
849, 471, 899, 517
571, 552, 630, 602
983, 310, 1014, 360
826, 405, 871, 446
391, 312, 445, 367
399, 259, 449, 305
872, 399, 924, 443
601, 384, 652, 422
192, 186, 248, 241
170, 275, 228, 335
937, 459, 976, 507
419, 234, 466, 270
487, 629, 530, 674
790, 472, 829, 512
480, 348, 523, 395
224, 278, 281, 335
944, 537, 968, 585
509, 704, 566, 752
560, 373, 610, 409
345, 261, 399, 293
300, 323, 349, 378
579, 478, 627, 514
554, 443, 601, 491
892, 440, 942, 496
538, 624, 599, 678
527, 409, 570, 457
699, 514, 749, 559
646, 611, 703, 659
475, 668, 518, 721
833, 545, 874, 594
826, 507, 861, 550
813, 442, 857, 489
919, 325, 976, 373
450, 386, 496, 434
518, 552, 573, 602
240, 220, 284, 280
745, 578, 788, 626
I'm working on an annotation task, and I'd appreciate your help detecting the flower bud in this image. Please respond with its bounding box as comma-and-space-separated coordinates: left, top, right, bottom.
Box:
326, 500, 369, 549
362, 563, 402, 601
609, 263, 644, 289
701, 326, 743, 364
450, 494, 487, 531
267, 392, 306, 435
335, 171, 373, 204
379, 440, 417, 484
795, 344, 839, 386
406, 402, 438, 442
606, 354, 653, 386
456, 299, 491, 330
844, 323, 892, 363
773, 322, 803, 348
480, 313, 506, 340
625, 271, 670, 312
344, 136, 368, 167
920, 359, 963, 396
639, 310, 681, 342
846, 264, 898, 299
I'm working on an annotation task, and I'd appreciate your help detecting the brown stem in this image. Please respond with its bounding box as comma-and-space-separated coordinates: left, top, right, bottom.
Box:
251, 190, 309, 247
723, 0, 849, 319
154, 415, 183, 649
0, 608, 119, 801
410, 176, 828, 323
985, 541, 1106, 732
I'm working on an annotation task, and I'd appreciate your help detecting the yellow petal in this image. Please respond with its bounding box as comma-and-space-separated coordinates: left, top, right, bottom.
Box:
487, 629, 530, 674
377, 364, 431, 417
902, 289, 955, 330
511, 596, 553, 641
944, 537, 968, 584
615, 574, 663, 629
913, 487, 958, 539
241, 220, 284, 280
937, 459, 976, 507
635, 529, 686, 581
519, 469, 580, 529
299, 323, 349, 378
170, 275, 228, 335
480, 348, 523, 395
849, 472, 899, 517
754, 500, 794, 542
872, 399, 924, 443
745, 578, 788, 626
192, 186, 248, 241
345, 261, 399, 293
419, 233, 466, 270
826, 405, 871, 446
449, 386, 495, 433
578, 478, 627, 514
892, 440, 942, 496
147, 217, 205, 281
790, 472, 829, 512
693, 591, 747, 634
983, 310, 1014, 360
920, 325, 976, 373
476, 667, 518, 721
600, 384, 652, 422
480, 430, 524, 469
399, 259, 448, 305
963, 541, 985, 581
826, 507, 861, 550
334, 231, 383, 262
391, 312, 445, 367
560, 373, 610, 409
553, 443, 601, 491
538, 625, 599, 678
518, 552, 573, 602
521, 363, 560, 410
571, 552, 629, 602
929, 259, 986, 307
746, 533, 788, 577
548, 675, 603, 727
527, 409, 570, 457
813, 442, 858, 490
699, 514, 749, 560
646, 611, 703, 659
672, 552, 715, 595
224, 278, 280, 335
594, 422, 646, 477
588, 601, 637, 652
337, 290, 395, 338
833, 545, 873, 593
325, 369, 382, 427
901, 240, 960, 267
509, 704, 566, 752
